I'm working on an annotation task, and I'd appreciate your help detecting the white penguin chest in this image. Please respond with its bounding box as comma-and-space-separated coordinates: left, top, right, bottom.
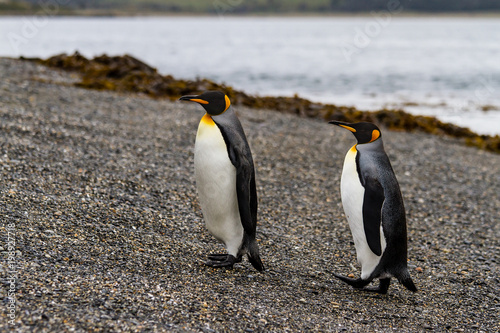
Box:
340, 145, 384, 279
340, 146, 366, 247
193, 114, 243, 255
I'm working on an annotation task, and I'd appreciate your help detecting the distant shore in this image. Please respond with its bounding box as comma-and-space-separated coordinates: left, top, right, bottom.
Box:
24, 53, 500, 154
1, 10, 500, 17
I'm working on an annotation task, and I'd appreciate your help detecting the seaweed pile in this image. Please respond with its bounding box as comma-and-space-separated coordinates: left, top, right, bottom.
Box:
32, 52, 499, 153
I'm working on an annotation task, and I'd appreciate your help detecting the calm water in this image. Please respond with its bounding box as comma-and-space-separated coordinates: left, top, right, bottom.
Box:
1, 16, 499, 135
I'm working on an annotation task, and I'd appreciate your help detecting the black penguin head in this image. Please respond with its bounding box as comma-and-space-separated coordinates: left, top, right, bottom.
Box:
329, 121, 382, 144
179, 91, 231, 116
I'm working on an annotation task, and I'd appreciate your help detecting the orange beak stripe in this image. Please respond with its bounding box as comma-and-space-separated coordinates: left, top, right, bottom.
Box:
189, 98, 209, 104
339, 124, 357, 133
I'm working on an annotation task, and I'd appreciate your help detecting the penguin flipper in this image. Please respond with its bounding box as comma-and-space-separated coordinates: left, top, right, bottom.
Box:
214, 119, 263, 271
214, 121, 258, 236
235, 163, 257, 236
362, 176, 385, 256
236, 172, 265, 271
233, 152, 265, 271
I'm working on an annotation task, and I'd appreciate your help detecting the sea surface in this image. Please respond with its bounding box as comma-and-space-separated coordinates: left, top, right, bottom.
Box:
1, 16, 499, 135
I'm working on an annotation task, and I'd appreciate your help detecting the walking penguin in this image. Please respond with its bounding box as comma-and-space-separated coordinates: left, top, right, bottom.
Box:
180, 91, 264, 271
329, 121, 416, 294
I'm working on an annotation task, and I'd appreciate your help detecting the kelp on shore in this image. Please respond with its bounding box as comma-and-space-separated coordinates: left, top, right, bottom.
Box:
29, 52, 500, 153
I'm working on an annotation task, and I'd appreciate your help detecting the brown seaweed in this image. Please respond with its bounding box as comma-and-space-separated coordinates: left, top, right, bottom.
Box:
32, 52, 499, 154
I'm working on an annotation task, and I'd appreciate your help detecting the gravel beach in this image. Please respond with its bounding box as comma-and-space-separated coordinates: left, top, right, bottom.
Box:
1, 58, 499, 332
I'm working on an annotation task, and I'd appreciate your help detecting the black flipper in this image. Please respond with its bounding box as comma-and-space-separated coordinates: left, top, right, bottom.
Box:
214, 118, 264, 272
234, 158, 264, 271
361, 176, 385, 256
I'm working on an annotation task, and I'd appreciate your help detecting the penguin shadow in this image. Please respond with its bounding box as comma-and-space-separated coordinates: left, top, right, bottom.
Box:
191, 257, 270, 288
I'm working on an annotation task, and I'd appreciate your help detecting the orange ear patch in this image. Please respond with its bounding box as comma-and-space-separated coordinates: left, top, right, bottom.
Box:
370, 130, 380, 142
223, 95, 231, 113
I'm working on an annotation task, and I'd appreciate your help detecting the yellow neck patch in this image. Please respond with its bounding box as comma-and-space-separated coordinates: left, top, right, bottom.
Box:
370, 130, 380, 142
350, 144, 357, 153
200, 113, 215, 126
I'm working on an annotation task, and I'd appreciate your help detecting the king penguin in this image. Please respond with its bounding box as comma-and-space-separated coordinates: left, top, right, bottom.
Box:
329, 121, 416, 294
179, 91, 264, 271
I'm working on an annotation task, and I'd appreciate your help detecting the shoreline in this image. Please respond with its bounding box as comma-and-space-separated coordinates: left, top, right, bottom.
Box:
26, 53, 500, 154
2, 10, 500, 17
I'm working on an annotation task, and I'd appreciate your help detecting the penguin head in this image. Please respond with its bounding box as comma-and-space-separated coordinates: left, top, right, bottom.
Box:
329, 121, 382, 144
179, 91, 231, 116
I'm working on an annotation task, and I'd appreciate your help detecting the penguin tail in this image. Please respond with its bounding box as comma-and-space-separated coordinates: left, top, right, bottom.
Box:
397, 269, 417, 292
246, 239, 264, 272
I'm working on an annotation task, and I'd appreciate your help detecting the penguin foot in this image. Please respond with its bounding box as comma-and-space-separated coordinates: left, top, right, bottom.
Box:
361, 278, 391, 294
333, 274, 391, 294
333, 273, 371, 289
333, 273, 391, 294
205, 254, 241, 269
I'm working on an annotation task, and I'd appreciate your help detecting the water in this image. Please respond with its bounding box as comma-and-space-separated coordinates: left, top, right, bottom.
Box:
1, 16, 499, 135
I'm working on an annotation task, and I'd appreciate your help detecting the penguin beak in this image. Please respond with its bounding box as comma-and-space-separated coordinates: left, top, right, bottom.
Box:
329, 120, 357, 133
179, 95, 209, 104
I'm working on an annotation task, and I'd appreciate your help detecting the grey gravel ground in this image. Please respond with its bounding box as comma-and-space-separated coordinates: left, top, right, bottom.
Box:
0, 58, 499, 332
